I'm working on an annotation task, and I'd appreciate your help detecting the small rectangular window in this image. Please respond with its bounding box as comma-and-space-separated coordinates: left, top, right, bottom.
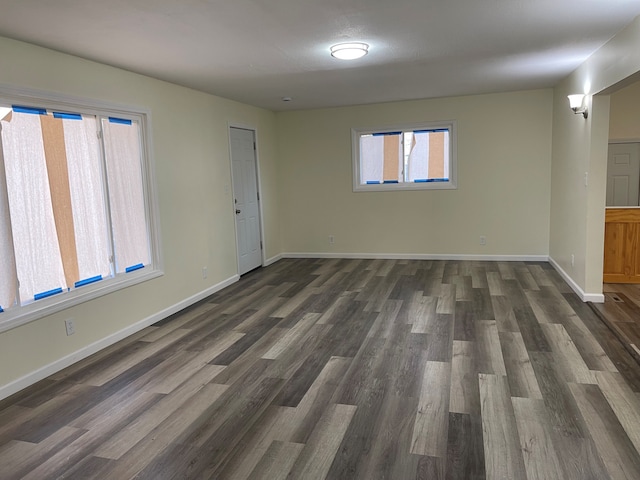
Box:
352, 121, 457, 192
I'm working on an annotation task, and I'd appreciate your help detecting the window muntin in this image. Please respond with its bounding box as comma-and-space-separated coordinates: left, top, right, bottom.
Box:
352, 121, 457, 191
0, 92, 160, 330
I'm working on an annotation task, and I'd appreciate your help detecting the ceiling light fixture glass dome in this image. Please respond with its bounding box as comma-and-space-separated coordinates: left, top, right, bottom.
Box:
330, 42, 369, 60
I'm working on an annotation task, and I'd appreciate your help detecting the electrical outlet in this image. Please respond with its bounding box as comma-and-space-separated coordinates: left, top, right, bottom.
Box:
479, 235, 487, 246
571, 254, 575, 267
202, 266, 208, 279
329, 235, 335, 245
65, 318, 75, 336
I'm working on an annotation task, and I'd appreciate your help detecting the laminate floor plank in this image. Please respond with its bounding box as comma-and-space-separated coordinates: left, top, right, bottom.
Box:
94, 364, 226, 460
479, 373, 527, 480
511, 397, 564, 480
475, 320, 507, 376
247, 440, 304, 480
2, 258, 640, 479
499, 331, 543, 399
449, 340, 475, 414
211, 352, 345, 479
0, 426, 85, 480
527, 264, 555, 288
486, 271, 504, 296
490, 295, 521, 333
541, 323, 597, 384
595, 371, 640, 453
446, 412, 485, 480
453, 299, 475, 342
357, 393, 423, 480
410, 360, 451, 457
569, 382, 640, 480
529, 351, 588, 438
286, 403, 357, 480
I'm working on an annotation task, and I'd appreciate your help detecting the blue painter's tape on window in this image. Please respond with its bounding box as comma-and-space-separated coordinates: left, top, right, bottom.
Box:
0, 306, 3, 313
366, 180, 381, 184
383, 180, 399, 184
413, 128, 449, 134
34, 287, 63, 301
414, 178, 449, 183
126, 263, 144, 273
12, 105, 47, 115
109, 117, 132, 125
74, 275, 103, 288
53, 112, 82, 120
372, 131, 402, 137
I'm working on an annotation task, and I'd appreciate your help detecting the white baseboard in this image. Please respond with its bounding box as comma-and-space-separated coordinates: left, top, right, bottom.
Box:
0, 274, 239, 402
264, 253, 283, 267
282, 252, 549, 262
548, 256, 604, 303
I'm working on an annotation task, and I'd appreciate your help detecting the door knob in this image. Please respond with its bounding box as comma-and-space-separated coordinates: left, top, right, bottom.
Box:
236, 209, 241, 214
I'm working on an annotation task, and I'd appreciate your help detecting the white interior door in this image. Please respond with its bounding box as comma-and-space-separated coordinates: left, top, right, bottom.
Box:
607, 143, 640, 206
230, 127, 262, 275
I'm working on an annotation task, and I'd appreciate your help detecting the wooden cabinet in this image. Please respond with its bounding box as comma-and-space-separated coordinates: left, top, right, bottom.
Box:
603, 208, 640, 283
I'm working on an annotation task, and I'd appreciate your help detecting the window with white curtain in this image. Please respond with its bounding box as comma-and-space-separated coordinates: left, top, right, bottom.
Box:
0, 91, 161, 332
352, 121, 457, 192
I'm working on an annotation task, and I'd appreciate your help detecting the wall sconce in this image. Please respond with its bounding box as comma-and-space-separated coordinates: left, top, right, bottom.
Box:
568, 94, 588, 118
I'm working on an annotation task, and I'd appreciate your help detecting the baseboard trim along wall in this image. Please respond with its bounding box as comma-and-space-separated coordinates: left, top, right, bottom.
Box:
264, 253, 283, 267
283, 252, 549, 262
548, 256, 605, 303
0, 274, 240, 402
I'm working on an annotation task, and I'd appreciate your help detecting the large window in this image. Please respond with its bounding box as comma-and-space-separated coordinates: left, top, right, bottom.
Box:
0, 89, 161, 332
352, 121, 457, 192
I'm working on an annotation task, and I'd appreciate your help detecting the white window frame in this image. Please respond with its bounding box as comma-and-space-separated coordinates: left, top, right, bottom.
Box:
352, 120, 458, 192
0, 85, 163, 333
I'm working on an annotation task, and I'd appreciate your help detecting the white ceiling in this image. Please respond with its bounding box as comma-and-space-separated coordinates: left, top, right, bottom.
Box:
1, 0, 639, 111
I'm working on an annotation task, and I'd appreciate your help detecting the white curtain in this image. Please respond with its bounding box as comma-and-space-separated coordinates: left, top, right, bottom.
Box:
64, 116, 111, 282
408, 132, 429, 181
0, 123, 18, 310
360, 135, 384, 183
102, 119, 150, 273
1, 112, 67, 303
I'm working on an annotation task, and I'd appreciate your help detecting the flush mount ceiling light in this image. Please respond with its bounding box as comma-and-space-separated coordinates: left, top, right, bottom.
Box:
568, 94, 588, 118
330, 42, 369, 60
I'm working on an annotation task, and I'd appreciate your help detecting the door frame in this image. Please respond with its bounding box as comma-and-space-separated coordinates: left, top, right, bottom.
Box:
227, 122, 266, 275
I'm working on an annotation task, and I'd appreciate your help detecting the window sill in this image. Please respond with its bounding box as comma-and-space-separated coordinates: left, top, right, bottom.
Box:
353, 181, 457, 192
0, 268, 163, 334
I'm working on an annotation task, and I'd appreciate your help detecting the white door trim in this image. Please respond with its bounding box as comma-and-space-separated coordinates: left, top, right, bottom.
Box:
228, 122, 266, 274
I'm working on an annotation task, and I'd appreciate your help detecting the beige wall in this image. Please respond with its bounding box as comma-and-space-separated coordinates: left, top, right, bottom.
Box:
0, 36, 280, 394
276, 90, 553, 257
609, 80, 640, 141
550, 15, 640, 297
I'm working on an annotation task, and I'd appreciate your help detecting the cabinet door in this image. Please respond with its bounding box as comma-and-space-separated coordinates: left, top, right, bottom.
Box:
603, 209, 640, 283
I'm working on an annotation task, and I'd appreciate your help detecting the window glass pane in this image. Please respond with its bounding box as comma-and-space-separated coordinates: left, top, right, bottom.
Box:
360, 134, 384, 184
1, 111, 67, 303
64, 115, 111, 283
408, 130, 450, 182
360, 132, 403, 184
102, 118, 150, 273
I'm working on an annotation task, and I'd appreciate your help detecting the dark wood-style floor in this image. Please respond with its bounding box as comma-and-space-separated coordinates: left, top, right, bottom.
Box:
1, 258, 640, 479
592, 283, 640, 364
